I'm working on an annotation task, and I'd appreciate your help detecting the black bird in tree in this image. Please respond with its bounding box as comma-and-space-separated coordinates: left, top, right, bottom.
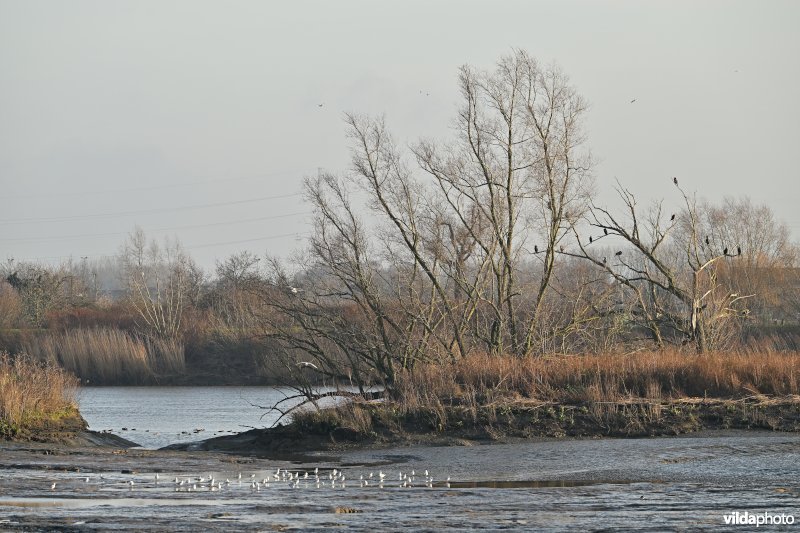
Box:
615, 251, 623, 256
534, 245, 539, 253
673, 177, 678, 185
723, 247, 728, 256
603, 228, 608, 235
670, 214, 676, 221
737, 246, 742, 255
705, 236, 710, 245
589, 236, 593, 244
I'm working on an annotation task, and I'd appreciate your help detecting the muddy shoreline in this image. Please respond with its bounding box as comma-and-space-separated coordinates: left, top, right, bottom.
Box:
5, 395, 800, 458
3, 395, 800, 532
160, 395, 800, 457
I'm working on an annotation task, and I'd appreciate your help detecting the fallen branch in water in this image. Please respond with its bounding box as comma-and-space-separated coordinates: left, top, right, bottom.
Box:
245, 389, 385, 428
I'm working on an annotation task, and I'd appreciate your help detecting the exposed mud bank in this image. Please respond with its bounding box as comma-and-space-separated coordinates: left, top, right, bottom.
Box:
168, 396, 800, 456
1, 412, 140, 448
3, 431, 799, 532
8, 395, 800, 458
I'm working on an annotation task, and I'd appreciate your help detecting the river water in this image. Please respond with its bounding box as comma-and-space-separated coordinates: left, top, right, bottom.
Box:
77, 386, 302, 449
0, 387, 797, 531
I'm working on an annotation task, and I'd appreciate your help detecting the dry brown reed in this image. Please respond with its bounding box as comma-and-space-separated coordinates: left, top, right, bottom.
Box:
22, 328, 185, 384
393, 346, 800, 413
145, 336, 186, 375
292, 401, 378, 436
0, 352, 78, 432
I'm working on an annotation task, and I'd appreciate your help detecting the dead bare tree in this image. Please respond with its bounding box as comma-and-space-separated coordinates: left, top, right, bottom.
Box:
695, 197, 798, 325
574, 181, 751, 352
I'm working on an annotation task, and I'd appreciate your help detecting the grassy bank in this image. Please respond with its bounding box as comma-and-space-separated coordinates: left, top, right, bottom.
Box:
290, 349, 800, 445
0, 352, 84, 440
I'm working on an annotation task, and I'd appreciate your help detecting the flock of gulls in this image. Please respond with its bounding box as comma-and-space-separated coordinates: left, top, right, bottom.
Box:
45, 467, 451, 494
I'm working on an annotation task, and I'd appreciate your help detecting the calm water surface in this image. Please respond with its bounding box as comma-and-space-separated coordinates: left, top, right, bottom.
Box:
78, 386, 302, 449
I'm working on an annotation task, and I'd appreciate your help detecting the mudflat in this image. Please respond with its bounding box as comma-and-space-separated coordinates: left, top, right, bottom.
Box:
2, 429, 799, 531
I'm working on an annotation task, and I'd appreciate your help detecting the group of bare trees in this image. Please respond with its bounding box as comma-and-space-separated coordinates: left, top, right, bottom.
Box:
1, 51, 797, 390
572, 184, 758, 352
256, 50, 798, 388
118, 227, 203, 340
0, 258, 96, 327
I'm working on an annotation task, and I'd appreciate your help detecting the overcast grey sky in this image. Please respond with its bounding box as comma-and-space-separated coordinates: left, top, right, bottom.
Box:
1, 0, 798, 271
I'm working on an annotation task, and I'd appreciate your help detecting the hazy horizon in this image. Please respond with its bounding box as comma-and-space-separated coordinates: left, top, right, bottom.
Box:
2, 0, 798, 271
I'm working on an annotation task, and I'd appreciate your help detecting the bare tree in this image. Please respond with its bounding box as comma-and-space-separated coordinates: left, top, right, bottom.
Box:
211, 251, 264, 331
257, 172, 410, 390
2, 260, 70, 327
695, 197, 798, 324
414, 50, 593, 355
119, 227, 201, 339
575, 182, 751, 352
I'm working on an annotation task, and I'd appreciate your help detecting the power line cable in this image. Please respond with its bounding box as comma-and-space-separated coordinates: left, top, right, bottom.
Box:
184, 232, 311, 250
0, 211, 311, 243
0, 168, 315, 200
0, 192, 302, 225
6, 231, 309, 263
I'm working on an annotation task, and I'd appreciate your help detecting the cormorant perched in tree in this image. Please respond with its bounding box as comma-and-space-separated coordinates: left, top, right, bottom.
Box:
673, 177, 678, 185
670, 214, 676, 221
615, 251, 622, 256
737, 246, 742, 255
603, 228, 608, 235
589, 236, 593, 243
723, 247, 728, 255
534, 245, 538, 253
705, 236, 710, 245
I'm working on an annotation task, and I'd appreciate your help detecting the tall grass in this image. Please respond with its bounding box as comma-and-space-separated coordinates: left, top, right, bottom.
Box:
22, 328, 185, 385
393, 348, 800, 413
145, 336, 186, 375
0, 352, 78, 433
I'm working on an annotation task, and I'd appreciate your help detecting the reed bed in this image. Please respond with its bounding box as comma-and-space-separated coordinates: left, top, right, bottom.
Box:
290, 347, 800, 438
145, 335, 186, 375
0, 352, 78, 433
392, 348, 800, 413
22, 328, 185, 385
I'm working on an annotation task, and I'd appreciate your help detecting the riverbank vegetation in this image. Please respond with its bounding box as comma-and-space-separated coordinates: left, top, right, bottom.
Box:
286, 348, 800, 444
0, 352, 82, 439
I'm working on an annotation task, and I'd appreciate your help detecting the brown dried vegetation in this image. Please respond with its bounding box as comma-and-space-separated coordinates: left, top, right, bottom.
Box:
0, 352, 80, 438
